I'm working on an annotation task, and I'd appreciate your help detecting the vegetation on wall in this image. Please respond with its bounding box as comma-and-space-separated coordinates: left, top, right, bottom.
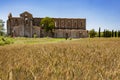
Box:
40, 17, 55, 36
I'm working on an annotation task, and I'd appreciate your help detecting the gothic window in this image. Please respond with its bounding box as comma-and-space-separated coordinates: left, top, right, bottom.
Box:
67, 21, 71, 29
68, 20, 72, 28
37, 23, 39, 26
25, 18, 28, 24
25, 14, 27, 17
81, 22, 83, 27
74, 22, 77, 29
61, 20, 64, 28
32, 20, 35, 26
55, 21, 57, 27
77, 20, 81, 29
56, 21, 59, 28
15, 19, 19, 26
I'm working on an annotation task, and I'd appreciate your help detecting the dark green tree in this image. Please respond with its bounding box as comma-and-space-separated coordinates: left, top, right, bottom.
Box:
112, 30, 114, 37
89, 29, 97, 38
105, 30, 111, 37
115, 31, 117, 37
40, 17, 55, 36
103, 29, 106, 37
98, 27, 101, 37
118, 30, 120, 37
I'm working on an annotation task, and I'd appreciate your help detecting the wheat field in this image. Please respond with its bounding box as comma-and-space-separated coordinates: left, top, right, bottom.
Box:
0, 38, 120, 80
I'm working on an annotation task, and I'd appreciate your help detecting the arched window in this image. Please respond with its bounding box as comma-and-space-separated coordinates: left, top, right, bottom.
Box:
61, 20, 64, 28
81, 22, 83, 27
25, 14, 28, 17
56, 20, 59, 29
55, 21, 57, 27
25, 18, 28, 24
74, 22, 77, 29
15, 19, 19, 26
32, 20, 35, 26
67, 21, 71, 29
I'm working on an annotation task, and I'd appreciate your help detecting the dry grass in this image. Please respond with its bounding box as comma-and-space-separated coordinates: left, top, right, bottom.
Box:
0, 38, 120, 80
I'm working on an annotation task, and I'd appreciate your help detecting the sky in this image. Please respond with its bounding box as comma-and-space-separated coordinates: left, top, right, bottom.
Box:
0, 0, 120, 31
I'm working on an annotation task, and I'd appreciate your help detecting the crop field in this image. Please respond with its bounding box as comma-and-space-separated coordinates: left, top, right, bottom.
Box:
0, 38, 120, 80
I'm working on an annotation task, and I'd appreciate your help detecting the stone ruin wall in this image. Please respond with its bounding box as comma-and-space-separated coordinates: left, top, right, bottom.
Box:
54, 29, 88, 38
7, 12, 88, 38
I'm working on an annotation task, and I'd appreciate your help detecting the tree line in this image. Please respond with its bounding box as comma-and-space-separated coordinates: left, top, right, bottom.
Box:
0, 19, 5, 36
89, 27, 120, 38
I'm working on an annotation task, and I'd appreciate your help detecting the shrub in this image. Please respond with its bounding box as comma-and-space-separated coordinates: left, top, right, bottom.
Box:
89, 29, 97, 38
105, 30, 111, 37
0, 37, 14, 46
0, 40, 5, 45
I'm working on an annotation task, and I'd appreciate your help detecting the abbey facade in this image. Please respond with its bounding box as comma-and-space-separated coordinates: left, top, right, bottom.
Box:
7, 11, 88, 38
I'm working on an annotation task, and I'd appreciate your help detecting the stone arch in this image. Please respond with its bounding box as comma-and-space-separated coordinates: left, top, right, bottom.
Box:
67, 20, 71, 29
25, 18, 28, 24
74, 21, 77, 29
61, 20, 65, 28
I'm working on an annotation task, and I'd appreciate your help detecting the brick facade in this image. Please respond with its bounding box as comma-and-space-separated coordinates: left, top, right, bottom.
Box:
7, 11, 88, 38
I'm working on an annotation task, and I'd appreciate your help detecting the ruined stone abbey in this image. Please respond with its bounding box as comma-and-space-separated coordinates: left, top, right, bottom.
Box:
7, 11, 88, 38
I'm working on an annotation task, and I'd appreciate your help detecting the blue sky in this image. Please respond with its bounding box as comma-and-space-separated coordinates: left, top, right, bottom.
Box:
0, 0, 120, 31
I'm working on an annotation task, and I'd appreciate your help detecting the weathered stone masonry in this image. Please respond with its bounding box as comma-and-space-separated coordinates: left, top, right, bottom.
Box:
7, 11, 88, 38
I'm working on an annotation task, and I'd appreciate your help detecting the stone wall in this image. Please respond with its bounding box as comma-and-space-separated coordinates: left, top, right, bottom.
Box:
53, 18, 86, 30
32, 26, 40, 37
7, 11, 88, 38
54, 29, 88, 38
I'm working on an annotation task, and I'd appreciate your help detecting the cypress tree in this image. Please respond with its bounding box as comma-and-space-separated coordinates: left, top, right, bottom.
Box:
105, 30, 111, 37
112, 30, 114, 37
115, 31, 116, 37
104, 29, 106, 37
105, 29, 107, 37
118, 30, 119, 37
118, 30, 120, 37
99, 27, 101, 37
117, 31, 119, 37
116, 31, 117, 37
103, 29, 105, 37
